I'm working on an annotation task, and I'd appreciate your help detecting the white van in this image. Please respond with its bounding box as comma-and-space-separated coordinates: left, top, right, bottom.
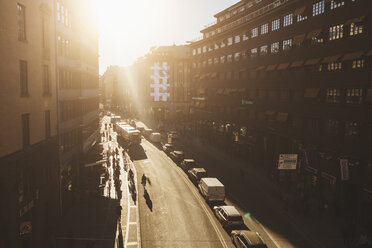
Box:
198, 178, 225, 202
149, 132, 161, 143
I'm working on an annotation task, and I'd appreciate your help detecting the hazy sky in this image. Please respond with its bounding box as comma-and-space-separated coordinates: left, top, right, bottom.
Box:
97, 0, 239, 74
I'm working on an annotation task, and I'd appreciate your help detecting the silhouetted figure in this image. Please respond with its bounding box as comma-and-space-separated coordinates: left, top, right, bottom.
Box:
141, 174, 147, 187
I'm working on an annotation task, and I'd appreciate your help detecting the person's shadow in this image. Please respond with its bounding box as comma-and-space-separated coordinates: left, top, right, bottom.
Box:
143, 189, 153, 211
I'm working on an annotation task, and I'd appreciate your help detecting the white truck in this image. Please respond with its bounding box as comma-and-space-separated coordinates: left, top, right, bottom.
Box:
198, 178, 225, 203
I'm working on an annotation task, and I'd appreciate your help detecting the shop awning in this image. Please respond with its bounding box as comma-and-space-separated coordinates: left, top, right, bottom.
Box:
264, 111, 275, 115
365, 88, 372, 103
294, 6, 306, 16
290, 60, 304, 67
306, 29, 322, 39
305, 58, 321, 65
277, 63, 290, 70
322, 55, 340, 63
293, 34, 306, 44
304, 88, 320, 98
255, 65, 266, 70
345, 16, 365, 25
342, 51, 364, 61
266, 64, 277, 71
277, 112, 288, 122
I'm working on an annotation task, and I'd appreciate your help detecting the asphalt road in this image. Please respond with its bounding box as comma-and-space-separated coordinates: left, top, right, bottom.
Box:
131, 139, 235, 248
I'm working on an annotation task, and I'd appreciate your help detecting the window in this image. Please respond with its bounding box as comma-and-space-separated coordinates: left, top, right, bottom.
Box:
328, 62, 342, 71
325, 119, 339, 136
251, 48, 258, 58
350, 23, 363, 36
203, 46, 207, 53
42, 18, 49, 50
214, 43, 219, 50
20, 60, 28, 96
271, 42, 279, 53
313, 0, 325, 16
220, 40, 226, 48
260, 45, 268, 55
234, 52, 240, 62
57, 1, 71, 27
326, 88, 340, 103
220, 56, 226, 63
45, 110, 51, 138
202, 60, 207, 67
329, 24, 343, 40
283, 14, 293, 27
43, 65, 51, 95
22, 114, 30, 148
17, 4, 26, 40
251, 27, 258, 38
345, 121, 358, 137
272, 19, 280, 31
235, 35, 240, 43
192, 49, 196, 56
261, 24, 268, 35
214, 57, 219, 65
346, 88, 364, 104
283, 39, 292, 51
242, 33, 249, 41
330, 0, 344, 10
208, 58, 212, 66
352, 59, 364, 69
297, 14, 307, 22
227, 37, 233, 46
227, 54, 233, 63
208, 45, 213, 52
197, 47, 201, 54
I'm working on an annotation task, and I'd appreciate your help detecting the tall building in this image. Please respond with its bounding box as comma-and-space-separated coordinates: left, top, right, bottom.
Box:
0, 0, 59, 247
55, 0, 100, 214
189, 0, 372, 227
131, 45, 191, 122
0, 0, 100, 246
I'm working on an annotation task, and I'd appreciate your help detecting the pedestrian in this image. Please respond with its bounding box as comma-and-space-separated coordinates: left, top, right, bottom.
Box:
141, 174, 147, 186
128, 169, 134, 181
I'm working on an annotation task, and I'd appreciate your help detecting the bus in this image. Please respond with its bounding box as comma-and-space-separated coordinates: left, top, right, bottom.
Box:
116, 122, 141, 146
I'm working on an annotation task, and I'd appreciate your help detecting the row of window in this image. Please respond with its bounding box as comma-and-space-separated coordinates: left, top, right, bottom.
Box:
21, 111, 51, 148
19, 61, 52, 97
194, 0, 360, 56
56, 1, 71, 28
216, 0, 262, 24
60, 98, 98, 123
57, 36, 72, 57
60, 128, 80, 153
193, 20, 363, 60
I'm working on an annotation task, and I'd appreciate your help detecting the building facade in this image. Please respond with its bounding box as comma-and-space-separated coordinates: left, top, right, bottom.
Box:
0, 0, 100, 246
0, 0, 59, 247
132, 46, 191, 123
55, 0, 100, 215
189, 0, 372, 228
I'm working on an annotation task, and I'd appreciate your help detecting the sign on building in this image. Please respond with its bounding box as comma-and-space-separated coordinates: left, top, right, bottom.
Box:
150, 62, 170, 102
278, 154, 298, 170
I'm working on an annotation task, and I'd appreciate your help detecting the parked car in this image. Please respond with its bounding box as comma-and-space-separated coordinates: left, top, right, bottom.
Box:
180, 159, 196, 172
167, 130, 179, 139
143, 128, 153, 138
162, 143, 174, 154
169, 150, 184, 164
198, 177, 225, 202
149, 132, 161, 143
213, 205, 244, 227
188, 168, 208, 185
231, 230, 267, 248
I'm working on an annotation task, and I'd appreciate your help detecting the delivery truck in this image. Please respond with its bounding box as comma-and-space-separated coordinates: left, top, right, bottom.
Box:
198, 178, 225, 203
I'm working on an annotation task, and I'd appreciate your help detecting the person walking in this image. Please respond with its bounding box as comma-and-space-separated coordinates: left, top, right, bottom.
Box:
141, 174, 147, 187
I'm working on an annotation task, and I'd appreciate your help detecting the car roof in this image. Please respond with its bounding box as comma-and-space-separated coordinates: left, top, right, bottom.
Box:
202, 177, 224, 186
193, 168, 206, 172
220, 206, 241, 216
151, 132, 161, 135
165, 143, 173, 146
238, 231, 266, 246
174, 150, 184, 154
184, 159, 195, 162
